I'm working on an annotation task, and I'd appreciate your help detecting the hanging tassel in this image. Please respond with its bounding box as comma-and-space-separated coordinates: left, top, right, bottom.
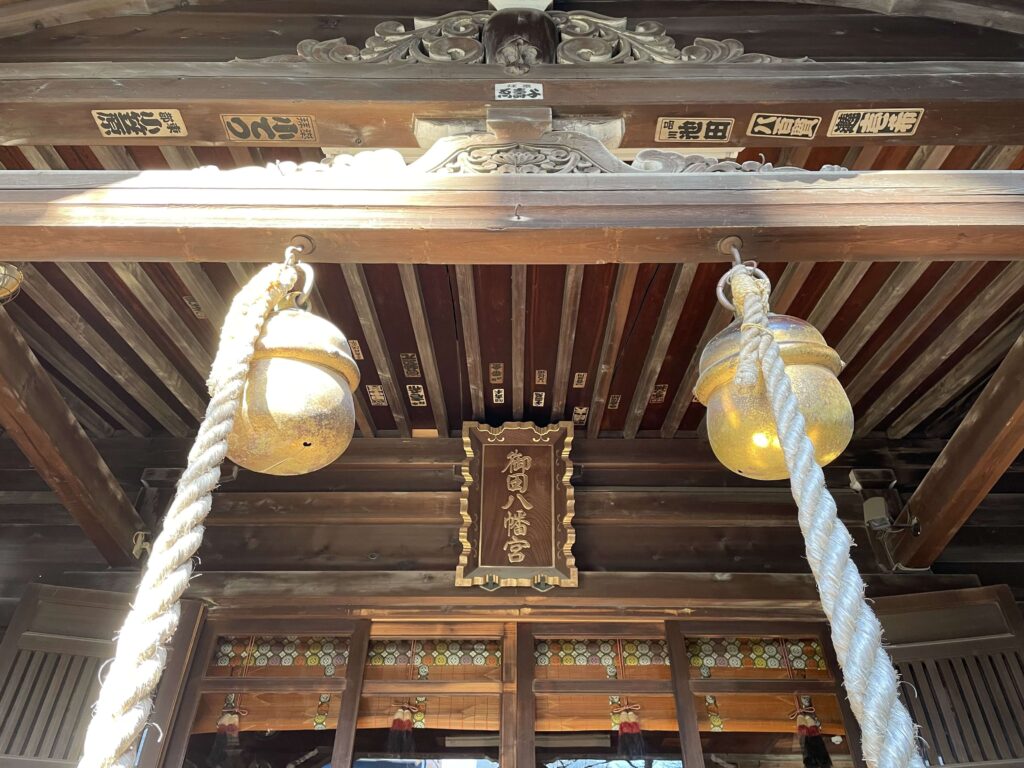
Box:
207, 708, 242, 768
797, 711, 832, 768
387, 707, 415, 755
614, 705, 645, 760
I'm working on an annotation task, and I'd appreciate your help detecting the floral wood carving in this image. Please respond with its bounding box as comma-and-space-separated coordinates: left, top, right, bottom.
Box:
251, 9, 810, 72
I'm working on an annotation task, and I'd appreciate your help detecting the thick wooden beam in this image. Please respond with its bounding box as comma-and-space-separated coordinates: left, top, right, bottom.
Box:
892, 329, 1024, 568
0, 305, 145, 565
3, 170, 1024, 265
62, 568, 982, 615
2, 61, 1024, 146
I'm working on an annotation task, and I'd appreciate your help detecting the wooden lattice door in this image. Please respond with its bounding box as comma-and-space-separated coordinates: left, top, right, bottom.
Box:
0, 584, 203, 767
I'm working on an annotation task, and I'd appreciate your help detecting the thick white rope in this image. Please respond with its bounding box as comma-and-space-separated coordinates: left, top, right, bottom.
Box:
728, 266, 924, 768
77, 258, 299, 768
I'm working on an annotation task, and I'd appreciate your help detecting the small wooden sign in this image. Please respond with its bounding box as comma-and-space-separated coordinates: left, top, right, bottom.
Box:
747, 112, 821, 140
92, 108, 187, 138
655, 117, 734, 143
220, 114, 319, 143
827, 108, 923, 138
457, 421, 577, 591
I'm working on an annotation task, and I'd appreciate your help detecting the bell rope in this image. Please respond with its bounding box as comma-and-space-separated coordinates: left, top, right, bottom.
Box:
77, 255, 300, 768
725, 258, 924, 768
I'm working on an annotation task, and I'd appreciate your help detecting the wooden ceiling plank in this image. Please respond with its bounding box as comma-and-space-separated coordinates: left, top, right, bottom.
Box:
550, 264, 583, 423
850, 145, 883, 170
340, 263, 411, 438
4, 170, 1024, 264
892, 329, 1024, 568
972, 145, 1024, 169
353, 395, 376, 439
845, 262, 987, 406
57, 262, 206, 419
888, 311, 1024, 439
455, 265, 485, 421
806, 261, 873, 330
5, 304, 150, 436
835, 262, 930, 364
855, 262, 1024, 436
769, 262, 816, 314
169, 262, 227, 326
108, 261, 213, 379
226, 262, 256, 288
660, 303, 730, 438
17, 145, 68, 171
89, 145, 138, 171
20, 264, 191, 435
52, 378, 115, 439
624, 264, 697, 440
398, 264, 448, 437
906, 145, 954, 170
511, 265, 526, 421
158, 145, 200, 170
587, 264, 640, 439
0, 304, 145, 565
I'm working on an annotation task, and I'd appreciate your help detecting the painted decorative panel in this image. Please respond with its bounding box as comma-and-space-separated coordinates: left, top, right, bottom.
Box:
363, 639, 502, 682
208, 636, 350, 678
685, 637, 830, 680
534, 638, 671, 681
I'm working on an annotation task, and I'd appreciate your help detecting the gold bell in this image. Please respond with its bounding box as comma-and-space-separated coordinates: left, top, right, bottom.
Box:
227, 306, 361, 476
694, 313, 853, 481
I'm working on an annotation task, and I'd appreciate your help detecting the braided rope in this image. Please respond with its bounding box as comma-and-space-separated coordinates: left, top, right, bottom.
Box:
728, 266, 924, 768
77, 259, 299, 768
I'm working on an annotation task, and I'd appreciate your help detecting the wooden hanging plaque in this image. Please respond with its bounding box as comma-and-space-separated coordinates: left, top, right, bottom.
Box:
457, 421, 577, 591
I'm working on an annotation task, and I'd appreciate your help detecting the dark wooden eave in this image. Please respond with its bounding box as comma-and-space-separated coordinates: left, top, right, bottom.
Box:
2, 169, 1024, 264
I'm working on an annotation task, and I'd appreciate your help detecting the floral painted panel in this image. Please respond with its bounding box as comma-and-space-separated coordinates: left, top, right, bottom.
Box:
534, 639, 671, 681
208, 636, 351, 678
686, 637, 830, 680
363, 638, 502, 682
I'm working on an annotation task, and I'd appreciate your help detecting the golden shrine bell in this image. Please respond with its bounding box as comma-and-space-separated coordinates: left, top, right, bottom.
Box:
694, 313, 853, 481
226, 306, 361, 476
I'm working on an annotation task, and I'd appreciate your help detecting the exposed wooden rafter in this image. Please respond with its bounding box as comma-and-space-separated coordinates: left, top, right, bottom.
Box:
0, 305, 145, 566
893, 329, 1024, 568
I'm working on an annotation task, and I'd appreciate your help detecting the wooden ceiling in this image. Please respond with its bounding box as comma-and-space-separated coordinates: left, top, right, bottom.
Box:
0, 140, 1021, 446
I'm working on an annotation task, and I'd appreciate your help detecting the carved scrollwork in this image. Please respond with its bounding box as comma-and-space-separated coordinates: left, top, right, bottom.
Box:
249, 8, 810, 68
361, 12, 489, 63
549, 12, 681, 64
680, 37, 807, 64
438, 145, 602, 174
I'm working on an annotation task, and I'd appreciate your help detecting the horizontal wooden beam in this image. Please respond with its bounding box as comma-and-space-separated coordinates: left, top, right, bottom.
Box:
62, 569, 982, 616
3, 170, 1024, 265
2, 61, 1024, 147
0, 306, 145, 565
892, 329, 1024, 568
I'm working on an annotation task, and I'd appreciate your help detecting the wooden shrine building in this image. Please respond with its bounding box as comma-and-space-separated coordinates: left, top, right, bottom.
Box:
0, 1, 1023, 767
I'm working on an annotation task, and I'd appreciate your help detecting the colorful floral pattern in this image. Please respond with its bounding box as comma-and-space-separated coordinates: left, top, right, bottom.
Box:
214, 636, 350, 678
367, 639, 501, 675
534, 639, 670, 673
686, 637, 827, 678
314, 694, 331, 730
705, 695, 724, 731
